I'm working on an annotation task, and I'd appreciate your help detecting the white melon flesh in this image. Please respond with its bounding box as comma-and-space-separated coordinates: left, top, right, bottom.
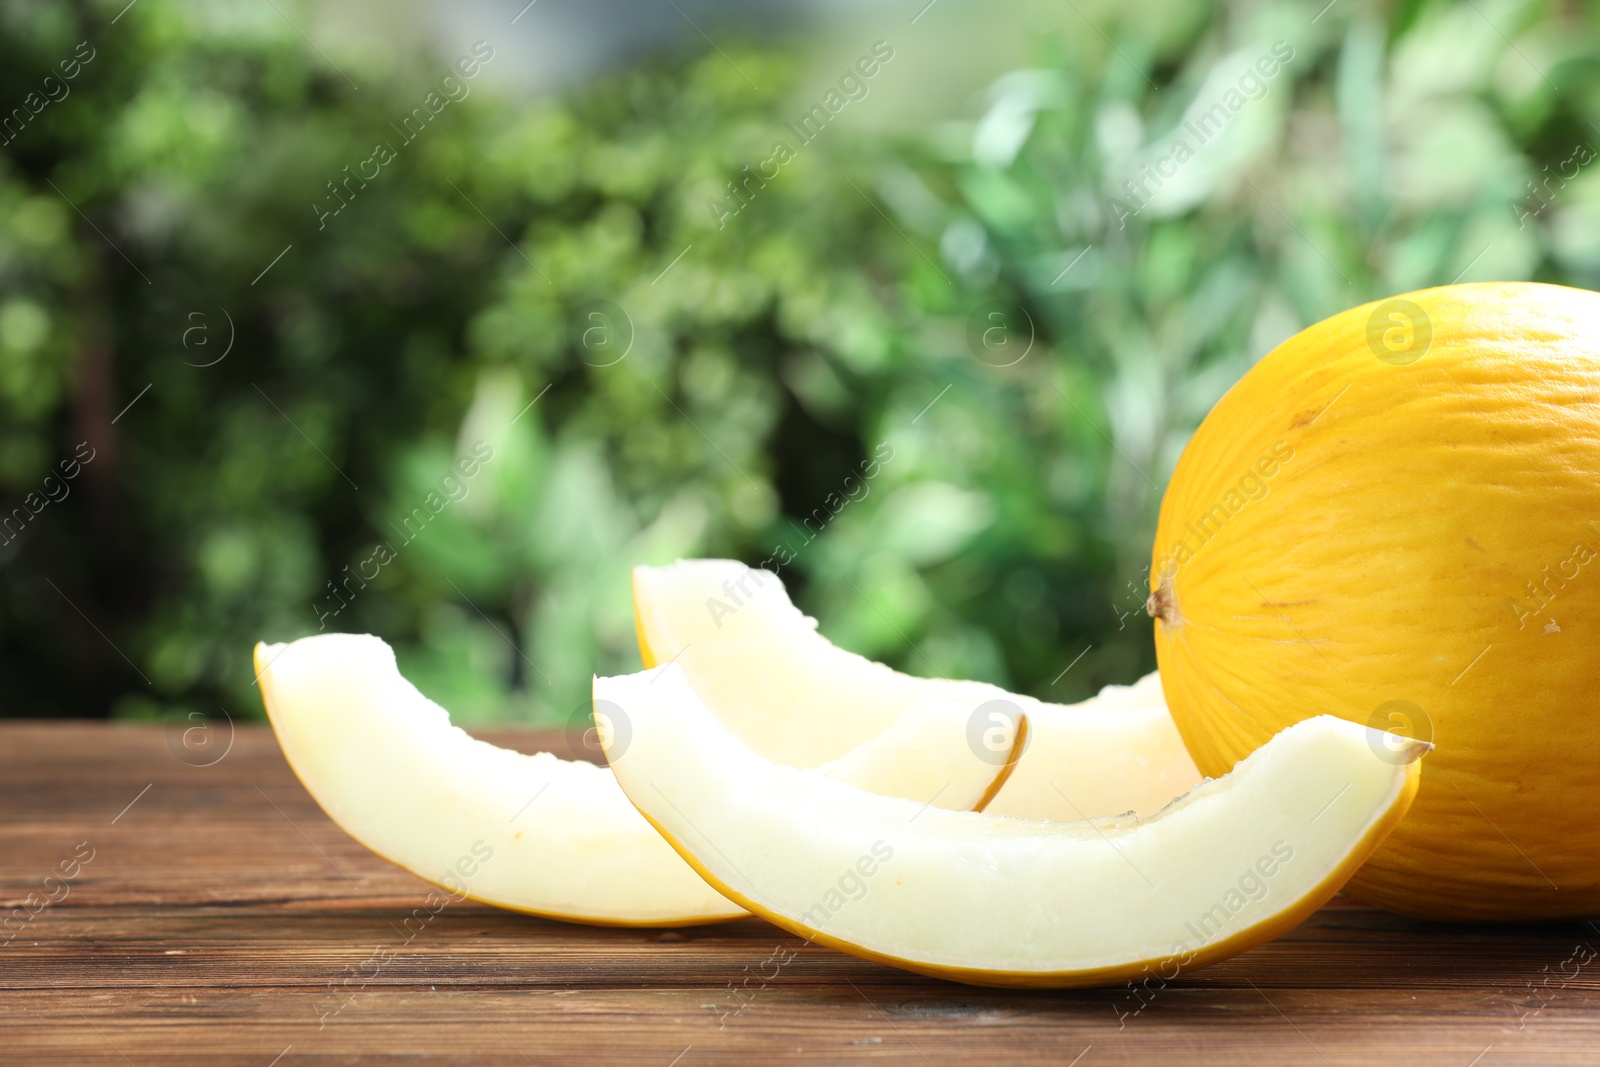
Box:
254, 634, 1018, 926
984, 672, 1201, 821
816, 692, 1026, 814
633, 559, 1201, 817
599, 663, 1426, 986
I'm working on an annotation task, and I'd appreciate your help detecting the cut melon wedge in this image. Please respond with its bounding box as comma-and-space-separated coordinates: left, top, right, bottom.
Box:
254, 634, 1022, 926
984, 672, 1200, 822
633, 559, 1201, 818
599, 662, 1428, 986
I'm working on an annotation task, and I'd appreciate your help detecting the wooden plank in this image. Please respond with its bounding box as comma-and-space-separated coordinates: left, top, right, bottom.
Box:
2, 723, 1597, 1064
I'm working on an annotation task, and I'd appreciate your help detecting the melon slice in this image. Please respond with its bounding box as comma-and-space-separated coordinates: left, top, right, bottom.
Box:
984, 672, 1200, 821
633, 559, 1201, 818
599, 662, 1427, 985
253, 634, 1022, 926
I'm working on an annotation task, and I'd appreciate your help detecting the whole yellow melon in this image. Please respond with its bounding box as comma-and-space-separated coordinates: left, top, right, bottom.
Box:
1147, 281, 1600, 921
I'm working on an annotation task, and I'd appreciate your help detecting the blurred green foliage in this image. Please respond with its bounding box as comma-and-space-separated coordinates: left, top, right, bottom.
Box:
2, 0, 1596, 724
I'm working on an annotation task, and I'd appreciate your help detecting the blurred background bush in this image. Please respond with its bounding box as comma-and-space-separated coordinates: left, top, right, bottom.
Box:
1, 0, 1593, 725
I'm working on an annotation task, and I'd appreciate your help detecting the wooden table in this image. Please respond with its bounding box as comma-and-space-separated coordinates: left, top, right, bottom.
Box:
3, 723, 1597, 1065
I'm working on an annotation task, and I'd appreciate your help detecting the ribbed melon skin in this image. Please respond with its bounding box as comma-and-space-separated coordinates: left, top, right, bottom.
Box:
1150, 281, 1600, 921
